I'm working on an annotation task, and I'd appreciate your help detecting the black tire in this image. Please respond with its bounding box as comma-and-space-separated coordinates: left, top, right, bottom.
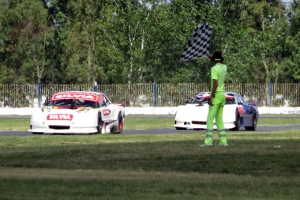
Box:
230, 113, 240, 131
112, 113, 123, 134
245, 113, 257, 131
97, 113, 104, 134
175, 127, 186, 130
32, 132, 43, 134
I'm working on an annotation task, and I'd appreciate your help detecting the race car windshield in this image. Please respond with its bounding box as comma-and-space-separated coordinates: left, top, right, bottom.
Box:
191, 97, 234, 105
191, 97, 209, 104
191, 99, 200, 104
48, 99, 98, 108
226, 98, 235, 104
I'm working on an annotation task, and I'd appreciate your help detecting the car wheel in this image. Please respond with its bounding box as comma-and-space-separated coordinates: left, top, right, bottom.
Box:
175, 127, 186, 130
112, 113, 123, 134
230, 113, 240, 131
97, 114, 104, 134
32, 132, 43, 134
245, 113, 257, 131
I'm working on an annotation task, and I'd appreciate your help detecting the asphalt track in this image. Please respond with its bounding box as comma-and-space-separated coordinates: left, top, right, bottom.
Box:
0, 115, 300, 136
1, 125, 300, 137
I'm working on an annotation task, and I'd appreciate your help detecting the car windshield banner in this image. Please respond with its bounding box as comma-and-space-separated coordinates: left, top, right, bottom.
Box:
52, 93, 98, 101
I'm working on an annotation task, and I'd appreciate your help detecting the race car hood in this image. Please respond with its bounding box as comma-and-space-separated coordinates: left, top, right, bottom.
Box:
42, 106, 96, 113
30, 106, 99, 122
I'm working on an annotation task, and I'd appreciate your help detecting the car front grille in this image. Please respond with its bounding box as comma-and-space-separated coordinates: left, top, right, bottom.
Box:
49, 125, 70, 130
191, 121, 206, 125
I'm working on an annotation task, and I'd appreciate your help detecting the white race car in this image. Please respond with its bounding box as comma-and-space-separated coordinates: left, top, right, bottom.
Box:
29, 91, 125, 134
174, 92, 259, 131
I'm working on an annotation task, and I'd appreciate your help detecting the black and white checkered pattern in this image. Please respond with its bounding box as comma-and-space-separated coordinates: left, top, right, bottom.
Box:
179, 23, 212, 62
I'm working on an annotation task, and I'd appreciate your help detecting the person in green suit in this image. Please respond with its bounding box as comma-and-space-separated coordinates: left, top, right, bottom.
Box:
201, 52, 228, 147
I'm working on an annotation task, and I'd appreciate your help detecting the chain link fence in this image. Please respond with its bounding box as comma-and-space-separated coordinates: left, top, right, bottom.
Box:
0, 83, 299, 107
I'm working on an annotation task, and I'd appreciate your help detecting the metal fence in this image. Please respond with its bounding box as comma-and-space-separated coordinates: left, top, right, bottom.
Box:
0, 83, 299, 107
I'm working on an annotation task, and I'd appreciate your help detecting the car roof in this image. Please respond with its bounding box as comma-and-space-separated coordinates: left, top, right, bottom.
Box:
54, 91, 102, 95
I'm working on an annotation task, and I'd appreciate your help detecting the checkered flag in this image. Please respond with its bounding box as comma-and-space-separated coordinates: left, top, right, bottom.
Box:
179, 23, 212, 62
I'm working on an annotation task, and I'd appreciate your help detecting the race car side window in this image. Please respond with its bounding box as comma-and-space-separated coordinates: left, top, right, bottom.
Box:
100, 95, 111, 107
103, 95, 112, 106
100, 99, 106, 107
237, 95, 246, 105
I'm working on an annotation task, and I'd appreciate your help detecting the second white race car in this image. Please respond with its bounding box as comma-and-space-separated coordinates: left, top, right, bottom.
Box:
174, 92, 259, 131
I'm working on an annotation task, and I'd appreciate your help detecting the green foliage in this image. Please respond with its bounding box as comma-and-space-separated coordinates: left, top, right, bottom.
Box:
0, 0, 54, 83
0, 0, 298, 84
284, 0, 300, 80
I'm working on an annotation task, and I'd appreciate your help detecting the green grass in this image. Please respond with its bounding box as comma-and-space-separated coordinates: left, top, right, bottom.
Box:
125, 117, 173, 129
1, 130, 300, 199
258, 116, 300, 125
0, 118, 30, 130
1, 115, 300, 130
1, 115, 300, 199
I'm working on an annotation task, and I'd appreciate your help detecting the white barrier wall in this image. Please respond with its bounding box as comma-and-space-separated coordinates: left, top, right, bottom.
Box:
1, 107, 300, 115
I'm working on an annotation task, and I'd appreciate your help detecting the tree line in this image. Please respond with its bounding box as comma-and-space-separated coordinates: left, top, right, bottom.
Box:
0, 0, 299, 85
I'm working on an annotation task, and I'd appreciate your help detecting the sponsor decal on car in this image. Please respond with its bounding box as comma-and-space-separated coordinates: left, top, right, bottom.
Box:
102, 109, 111, 116
47, 114, 73, 121
52, 93, 98, 101
77, 107, 88, 111
76, 107, 98, 112
237, 106, 246, 115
